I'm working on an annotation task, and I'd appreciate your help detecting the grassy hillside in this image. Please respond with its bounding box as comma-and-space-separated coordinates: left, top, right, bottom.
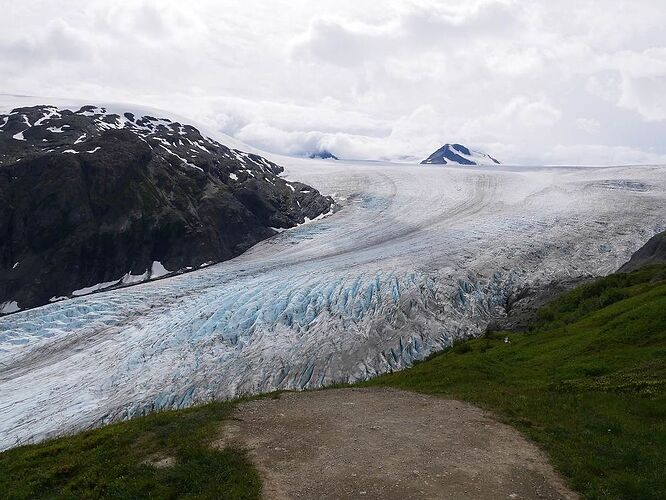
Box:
362, 264, 666, 499
0, 402, 260, 499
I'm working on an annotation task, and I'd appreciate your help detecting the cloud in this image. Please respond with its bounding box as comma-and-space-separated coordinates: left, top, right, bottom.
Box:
230, 104, 450, 161
575, 118, 601, 134
505, 98, 562, 128
542, 144, 666, 166
608, 48, 666, 121
1, 0, 665, 165
0, 18, 93, 67
456, 97, 562, 146
291, 0, 525, 68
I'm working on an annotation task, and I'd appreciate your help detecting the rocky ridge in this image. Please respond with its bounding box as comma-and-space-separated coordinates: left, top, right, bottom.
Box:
619, 230, 666, 272
0, 105, 333, 312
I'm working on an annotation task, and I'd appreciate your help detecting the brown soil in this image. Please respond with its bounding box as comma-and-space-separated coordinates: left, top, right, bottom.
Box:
142, 454, 176, 469
215, 388, 577, 500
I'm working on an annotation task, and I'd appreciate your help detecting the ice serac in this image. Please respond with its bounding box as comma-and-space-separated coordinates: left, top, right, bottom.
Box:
0, 105, 334, 310
421, 143, 500, 165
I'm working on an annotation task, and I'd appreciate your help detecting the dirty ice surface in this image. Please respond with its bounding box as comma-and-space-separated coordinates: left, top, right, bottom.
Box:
1, 156, 665, 450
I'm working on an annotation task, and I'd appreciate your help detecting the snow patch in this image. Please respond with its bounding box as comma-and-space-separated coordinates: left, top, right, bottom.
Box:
46, 126, 67, 133
159, 146, 204, 172
71, 279, 119, 296
33, 107, 60, 126
302, 207, 334, 225
150, 261, 170, 279
0, 301, 19, 314
122, 270, 149, 285
12, 115, 31, 140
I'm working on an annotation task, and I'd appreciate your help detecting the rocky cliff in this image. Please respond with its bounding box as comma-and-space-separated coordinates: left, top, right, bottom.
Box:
0, 105, 333, 311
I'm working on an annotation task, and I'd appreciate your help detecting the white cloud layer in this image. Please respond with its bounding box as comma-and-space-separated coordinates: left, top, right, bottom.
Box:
1, 0, 665, 164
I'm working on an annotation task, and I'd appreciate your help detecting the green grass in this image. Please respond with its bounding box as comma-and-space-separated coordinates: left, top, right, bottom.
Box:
0, 401, 261, 499
361, 264, 666, 499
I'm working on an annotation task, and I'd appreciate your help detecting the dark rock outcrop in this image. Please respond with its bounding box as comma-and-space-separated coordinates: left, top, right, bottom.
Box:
619, 231, 666, 272
308, 150, 339, 160
0, 105, 333, 312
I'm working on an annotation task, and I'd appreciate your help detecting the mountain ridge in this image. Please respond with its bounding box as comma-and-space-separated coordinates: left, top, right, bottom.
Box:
0, 104, 333, 312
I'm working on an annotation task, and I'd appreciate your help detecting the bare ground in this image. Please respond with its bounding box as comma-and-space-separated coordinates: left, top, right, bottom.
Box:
215, 388, 577, 500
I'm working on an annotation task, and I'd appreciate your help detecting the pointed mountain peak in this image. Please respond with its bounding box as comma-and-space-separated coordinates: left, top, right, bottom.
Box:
421, 143, 500, 165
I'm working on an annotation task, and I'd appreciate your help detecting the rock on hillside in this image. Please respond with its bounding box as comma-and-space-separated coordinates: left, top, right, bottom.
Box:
619, 231, 666, 272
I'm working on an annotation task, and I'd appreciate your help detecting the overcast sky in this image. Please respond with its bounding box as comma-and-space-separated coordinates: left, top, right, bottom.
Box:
2, 0, 666, 164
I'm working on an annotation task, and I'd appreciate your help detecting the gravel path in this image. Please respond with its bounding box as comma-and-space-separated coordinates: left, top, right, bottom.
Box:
216, 388, 577, 499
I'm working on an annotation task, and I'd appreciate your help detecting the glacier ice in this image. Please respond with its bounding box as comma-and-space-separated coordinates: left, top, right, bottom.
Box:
0, 159, 665, 450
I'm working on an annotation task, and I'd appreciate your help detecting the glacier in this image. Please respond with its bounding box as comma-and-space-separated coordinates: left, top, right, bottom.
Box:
1, 157, 665, 450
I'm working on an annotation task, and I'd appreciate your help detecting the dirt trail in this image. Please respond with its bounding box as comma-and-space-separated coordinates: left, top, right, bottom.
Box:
216, 388, 577, 500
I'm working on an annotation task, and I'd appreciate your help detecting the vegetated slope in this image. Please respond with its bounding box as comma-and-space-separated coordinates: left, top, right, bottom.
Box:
0, 105, 333, 311
619, 230, 666, 272
421, 143, 500, 165
363, 264, 666, 500
0, 401, 260, 499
